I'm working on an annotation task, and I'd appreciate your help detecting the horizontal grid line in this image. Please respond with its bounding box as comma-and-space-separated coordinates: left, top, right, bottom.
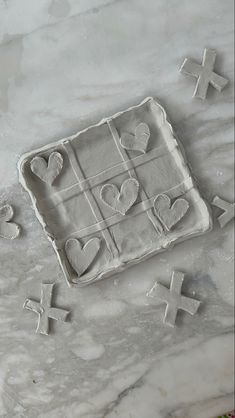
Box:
41, 143, 175, 209
57, 177, 194, 245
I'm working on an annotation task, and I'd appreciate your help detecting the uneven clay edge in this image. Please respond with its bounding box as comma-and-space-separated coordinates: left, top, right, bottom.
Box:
17, 97, 213, 287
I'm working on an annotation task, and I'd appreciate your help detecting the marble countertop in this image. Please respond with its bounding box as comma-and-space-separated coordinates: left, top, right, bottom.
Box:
0, 0, 234, 417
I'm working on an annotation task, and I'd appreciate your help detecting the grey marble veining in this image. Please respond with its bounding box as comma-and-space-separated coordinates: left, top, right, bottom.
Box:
0, 0, 234, 417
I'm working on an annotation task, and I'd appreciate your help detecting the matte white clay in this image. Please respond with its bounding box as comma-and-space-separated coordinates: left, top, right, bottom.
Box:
120, 122, 150, 153
23, 283, 70, 335
147, 271, 201, 327
212, 196, 235, 228
18, 97, 212, 287
154, 194, 189, 231
65, 238, 101, 277
180, 48, 228, 100
30, 151, 64, 185
100, 178, 139, 216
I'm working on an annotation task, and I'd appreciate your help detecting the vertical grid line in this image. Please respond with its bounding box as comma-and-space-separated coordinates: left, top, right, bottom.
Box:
63, 141, 119, 258
107, 119, 163, 235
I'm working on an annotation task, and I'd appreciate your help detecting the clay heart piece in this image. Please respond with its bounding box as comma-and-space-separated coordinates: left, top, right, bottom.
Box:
120, 123, 150, 153
30, 151, 63, 185
100, 178, 139, 215
0, 205, 21, 240
154, 194, 189, 231
65, 237, 101, 277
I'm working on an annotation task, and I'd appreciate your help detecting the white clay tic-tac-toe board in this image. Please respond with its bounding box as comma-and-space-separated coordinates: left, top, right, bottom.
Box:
18, 97, 212, 287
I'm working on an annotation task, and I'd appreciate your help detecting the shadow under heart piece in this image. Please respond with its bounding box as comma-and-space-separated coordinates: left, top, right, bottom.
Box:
18, 97, 212, 287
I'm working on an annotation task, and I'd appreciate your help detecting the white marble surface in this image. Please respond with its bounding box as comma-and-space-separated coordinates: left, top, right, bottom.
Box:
0, 0, 234, 417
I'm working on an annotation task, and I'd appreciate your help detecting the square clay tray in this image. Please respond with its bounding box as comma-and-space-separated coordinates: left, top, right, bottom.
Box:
18, 97, 212, 287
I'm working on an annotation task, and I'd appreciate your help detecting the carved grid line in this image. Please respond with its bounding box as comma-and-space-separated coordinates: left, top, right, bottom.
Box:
53, 121, 193, 252
42, 144, 172, 209
63, 141, 119, 259
57, 177, 193, 245
107, 119, 163, 235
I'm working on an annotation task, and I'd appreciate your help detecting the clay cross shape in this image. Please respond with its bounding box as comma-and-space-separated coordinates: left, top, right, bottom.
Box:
148, 271, 201, 327
180, 48, 228, 99
23, 283, 70, 335
212, 196, 235, 228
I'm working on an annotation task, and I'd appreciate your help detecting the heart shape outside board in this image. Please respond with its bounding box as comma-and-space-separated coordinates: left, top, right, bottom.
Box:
120, 123, 150, 153
100, 178, 139, 215
0, 205, 20, 240
30, 152, 63, 185
154, 194, 189, 231
65, 238, 101, 277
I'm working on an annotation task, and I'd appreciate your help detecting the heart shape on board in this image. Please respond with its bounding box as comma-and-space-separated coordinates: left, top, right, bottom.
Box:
154, 194, 189, 231
120, 123, 150, 153
0, 205, 21, 240
65, 237, 101, 278
100, 178, 139, 215
30, 152, 63, 185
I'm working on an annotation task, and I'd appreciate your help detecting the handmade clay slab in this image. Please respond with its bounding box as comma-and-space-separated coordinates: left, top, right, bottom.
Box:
18, 97, 212, 287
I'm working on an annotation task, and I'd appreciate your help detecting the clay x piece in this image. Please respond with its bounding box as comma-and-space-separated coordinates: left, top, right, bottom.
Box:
147, 271, 201, 327
180, 48, 228, 99
212, 196, 235, 228
0, 204, 21, 240
23, 283, 70, 335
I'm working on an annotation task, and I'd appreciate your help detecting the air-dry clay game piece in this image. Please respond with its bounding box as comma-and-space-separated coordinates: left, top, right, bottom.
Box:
147, 271, 201, 327
23, 283, 70, 335
0, 204, 21, 240
18, 97, 212, 287
180, 48, 228, 100
30, 152, 64, 185
212, 196, 235, 228
100, 178, 139, 215
120, 122, 150, 153
154, 194, 189, 231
